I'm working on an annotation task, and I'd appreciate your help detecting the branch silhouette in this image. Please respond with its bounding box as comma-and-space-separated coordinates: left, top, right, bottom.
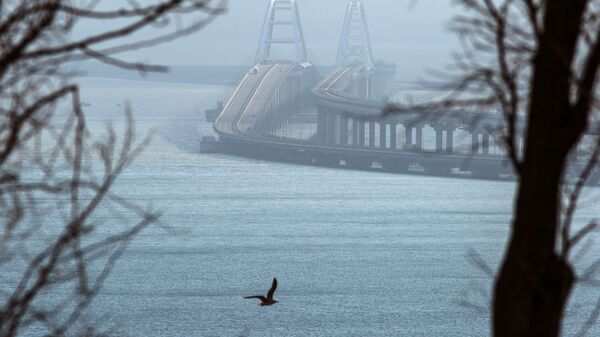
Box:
0, 1, 225, 336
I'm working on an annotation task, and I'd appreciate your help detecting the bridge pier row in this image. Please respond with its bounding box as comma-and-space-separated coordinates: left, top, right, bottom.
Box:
380, 122, 387, 149
369, 122, 376, 147
470, 131, 492, 155
433, 127, 456, 153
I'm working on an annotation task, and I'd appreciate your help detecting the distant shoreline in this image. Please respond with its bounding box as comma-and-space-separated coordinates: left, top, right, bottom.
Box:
78, 64, 251, 86
77, 63, 444, 91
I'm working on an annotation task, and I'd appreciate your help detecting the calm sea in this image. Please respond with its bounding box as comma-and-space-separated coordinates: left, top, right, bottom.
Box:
37, 78, 600, 336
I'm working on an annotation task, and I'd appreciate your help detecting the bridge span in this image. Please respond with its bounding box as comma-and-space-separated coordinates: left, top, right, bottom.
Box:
214, 60, 513, 179
212, 0, 599, 182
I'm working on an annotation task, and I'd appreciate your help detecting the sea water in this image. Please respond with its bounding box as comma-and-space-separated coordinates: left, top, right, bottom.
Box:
24, 78, 600, 336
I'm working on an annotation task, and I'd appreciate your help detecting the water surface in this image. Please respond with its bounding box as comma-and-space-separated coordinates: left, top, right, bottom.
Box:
41, 78, 600, 336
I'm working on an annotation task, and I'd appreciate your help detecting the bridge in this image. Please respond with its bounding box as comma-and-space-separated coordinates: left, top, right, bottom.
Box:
213, 0, 598, 182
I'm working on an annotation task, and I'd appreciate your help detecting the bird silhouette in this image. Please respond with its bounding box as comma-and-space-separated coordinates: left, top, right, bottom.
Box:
244, 278, 279, 306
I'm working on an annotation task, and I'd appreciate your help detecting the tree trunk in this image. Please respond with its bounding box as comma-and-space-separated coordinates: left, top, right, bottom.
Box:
493, 1, 586, 336
493, 160, 574, 336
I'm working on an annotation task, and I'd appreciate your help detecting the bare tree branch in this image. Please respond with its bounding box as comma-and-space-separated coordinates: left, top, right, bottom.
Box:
0, 1, 223, 336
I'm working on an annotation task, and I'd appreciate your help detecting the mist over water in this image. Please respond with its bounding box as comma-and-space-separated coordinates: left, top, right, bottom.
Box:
48, 77, 600, 336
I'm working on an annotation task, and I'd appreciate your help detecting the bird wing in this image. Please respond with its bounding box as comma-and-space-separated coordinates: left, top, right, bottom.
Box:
267, 278, 277, 300
244, 295, 267, 302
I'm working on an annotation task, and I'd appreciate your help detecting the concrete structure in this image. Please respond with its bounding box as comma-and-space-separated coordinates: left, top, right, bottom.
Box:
256, 0, 307, 64
213, 0, 599, 182
216, 0, 318, 146
336, 0, 374, 70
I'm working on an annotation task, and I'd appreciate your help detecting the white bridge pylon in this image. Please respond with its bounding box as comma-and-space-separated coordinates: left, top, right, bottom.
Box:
256, 0, 307, 64
336, 0, 374, 70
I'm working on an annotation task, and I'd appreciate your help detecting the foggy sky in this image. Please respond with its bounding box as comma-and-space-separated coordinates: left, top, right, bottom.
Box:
79, 0, 460, 81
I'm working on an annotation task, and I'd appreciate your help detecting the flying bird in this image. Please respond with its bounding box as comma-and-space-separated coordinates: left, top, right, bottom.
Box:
244, 278, 279, 306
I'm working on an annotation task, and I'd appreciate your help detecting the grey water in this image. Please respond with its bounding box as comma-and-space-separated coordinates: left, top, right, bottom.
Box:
49, 78, 600, 336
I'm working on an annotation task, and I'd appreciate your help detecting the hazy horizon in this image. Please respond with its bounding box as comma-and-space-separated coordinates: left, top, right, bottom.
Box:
77, 0, 460, 81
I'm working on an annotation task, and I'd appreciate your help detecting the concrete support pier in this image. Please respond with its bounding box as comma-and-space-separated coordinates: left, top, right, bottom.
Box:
317, 109, 327, 140
352, 119, 359, 146
482, 134, 490, 155
359, 121, 366, 146
436, 128, 443, 153
416, 126, 423, 152
380, 122, 387, 149
340, 116, 349, 146
446, 129, 454, 153
327, 113, 337, 144
390, 123, 397, 150
405, 125, 413, 150
369, 122, 376, 147
471, 132, 479, 154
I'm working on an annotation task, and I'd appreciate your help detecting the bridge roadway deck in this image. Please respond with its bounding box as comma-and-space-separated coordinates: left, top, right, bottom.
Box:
215, 62, 295, 137
313, 64, 507, 127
